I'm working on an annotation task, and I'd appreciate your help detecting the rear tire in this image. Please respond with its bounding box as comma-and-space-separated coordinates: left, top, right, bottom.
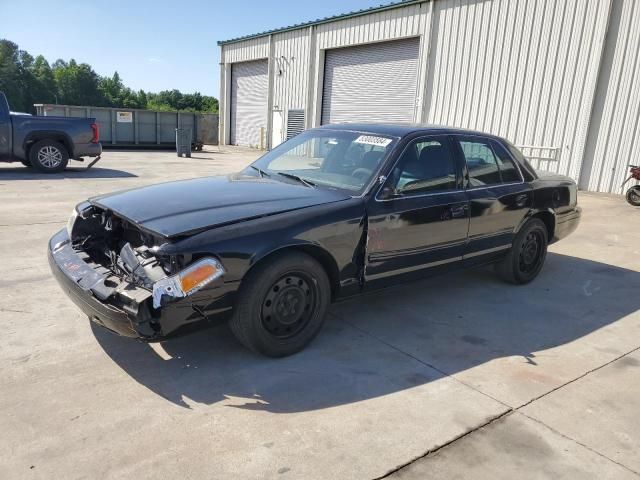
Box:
29, 139, 69, 173
229, 251, 331, 357
626, 186, 640, 206
496, 218, 548, 285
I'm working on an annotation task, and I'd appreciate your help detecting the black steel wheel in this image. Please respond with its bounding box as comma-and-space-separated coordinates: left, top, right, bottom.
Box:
626, 186, 640, 207
496, 218, 548, 284
518, 230, 544, 275
229, 251, 330, 357
261, 273, 316, 339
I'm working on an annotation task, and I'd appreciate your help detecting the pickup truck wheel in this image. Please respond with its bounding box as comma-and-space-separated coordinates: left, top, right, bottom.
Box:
496, 218, 548, 285
229, 251, 330, 357
29, 140, 69, 173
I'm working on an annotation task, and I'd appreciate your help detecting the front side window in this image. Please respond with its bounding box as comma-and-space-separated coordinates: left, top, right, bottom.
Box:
251, 129, 397, 193
387, 136, 458, 195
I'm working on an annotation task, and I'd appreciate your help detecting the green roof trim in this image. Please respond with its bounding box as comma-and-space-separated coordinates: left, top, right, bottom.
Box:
217, 0, 425, 45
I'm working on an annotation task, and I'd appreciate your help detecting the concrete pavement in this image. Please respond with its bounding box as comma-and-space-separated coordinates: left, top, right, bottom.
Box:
0, 149, 638, 479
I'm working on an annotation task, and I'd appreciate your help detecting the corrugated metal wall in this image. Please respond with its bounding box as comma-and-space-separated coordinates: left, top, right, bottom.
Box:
581, 0, 640, 193
424, 0, 610, 181
314, 3, 428, 49
273, 29, 311, 113
219, 0, 640, 193
223, 36, 270, 63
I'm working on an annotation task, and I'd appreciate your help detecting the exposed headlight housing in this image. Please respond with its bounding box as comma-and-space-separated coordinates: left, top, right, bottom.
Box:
66, 207, 79, 238
152, 257, 225, 309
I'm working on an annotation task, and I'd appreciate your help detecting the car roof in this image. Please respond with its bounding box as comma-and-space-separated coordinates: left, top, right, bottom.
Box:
315, 123, 505, 141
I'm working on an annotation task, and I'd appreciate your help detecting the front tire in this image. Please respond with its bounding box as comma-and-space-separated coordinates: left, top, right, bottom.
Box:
229, 251, 331, 357
496, 218, 548, 285
29, 139, 69, 173
626, 186, 640, 206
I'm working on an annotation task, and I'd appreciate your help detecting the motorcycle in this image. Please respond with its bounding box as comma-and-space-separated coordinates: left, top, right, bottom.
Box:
622, 164, 640, 206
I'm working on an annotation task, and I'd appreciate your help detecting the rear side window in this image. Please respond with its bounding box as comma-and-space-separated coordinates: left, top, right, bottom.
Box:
490, 140, 522, 183
505, 142, 538, 181
458, 138, 524, 187
459, 140, 502, 186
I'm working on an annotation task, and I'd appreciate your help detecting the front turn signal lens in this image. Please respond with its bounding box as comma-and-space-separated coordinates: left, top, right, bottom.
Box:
152, 258, 225, 309
179, 261, 220, 294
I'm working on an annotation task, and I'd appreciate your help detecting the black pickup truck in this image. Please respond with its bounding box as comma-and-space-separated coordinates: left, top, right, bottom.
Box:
0, 92, 102, 173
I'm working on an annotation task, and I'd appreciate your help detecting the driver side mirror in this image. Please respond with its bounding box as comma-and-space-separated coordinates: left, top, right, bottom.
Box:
379, 185, 400, 200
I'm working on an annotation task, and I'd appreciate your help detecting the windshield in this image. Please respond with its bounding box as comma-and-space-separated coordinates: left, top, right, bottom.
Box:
249, 129, 398, 194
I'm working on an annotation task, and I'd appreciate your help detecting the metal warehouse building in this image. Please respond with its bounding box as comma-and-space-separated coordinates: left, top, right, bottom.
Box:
218, 0, 640, 193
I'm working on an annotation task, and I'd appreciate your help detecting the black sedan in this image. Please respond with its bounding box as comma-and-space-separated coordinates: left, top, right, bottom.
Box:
49, 124, 581, 357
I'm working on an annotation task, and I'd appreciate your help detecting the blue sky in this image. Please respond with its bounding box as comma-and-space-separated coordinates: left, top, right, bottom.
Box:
1, 0, 387, 97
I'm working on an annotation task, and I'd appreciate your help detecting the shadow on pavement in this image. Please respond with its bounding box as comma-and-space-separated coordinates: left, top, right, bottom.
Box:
93, 253, 640, 411
0, 166, 137, 179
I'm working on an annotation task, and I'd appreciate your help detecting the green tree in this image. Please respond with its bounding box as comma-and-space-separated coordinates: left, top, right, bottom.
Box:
0, 40, 26, 111
53, 59, 106, 106
98, 71, 124, 106
30, 55, 57, 104
137, 89, 148, 107
0, 38, 218, 113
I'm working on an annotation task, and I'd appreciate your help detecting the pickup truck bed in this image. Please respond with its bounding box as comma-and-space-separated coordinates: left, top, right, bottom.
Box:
0, 91, 102, 172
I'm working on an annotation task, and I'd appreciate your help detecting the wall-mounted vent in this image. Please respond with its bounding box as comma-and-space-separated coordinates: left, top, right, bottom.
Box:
286, 109, 305, 139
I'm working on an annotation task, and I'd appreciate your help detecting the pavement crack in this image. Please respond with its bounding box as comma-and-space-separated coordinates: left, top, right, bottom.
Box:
331, 313, 640, 479
373, 410, 515, 479
518, 411, 640, 477
0, 307, 32, 314
516, 345, 640, 410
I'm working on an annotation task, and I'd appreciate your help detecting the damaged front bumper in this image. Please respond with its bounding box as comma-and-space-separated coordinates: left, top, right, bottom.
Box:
48, 229, 224, 340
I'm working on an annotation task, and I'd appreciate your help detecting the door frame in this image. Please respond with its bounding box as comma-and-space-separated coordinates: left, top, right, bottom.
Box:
363, 133, 470, 286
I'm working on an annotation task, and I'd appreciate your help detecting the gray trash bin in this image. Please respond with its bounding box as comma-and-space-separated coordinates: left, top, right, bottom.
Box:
175, 128, 192, 157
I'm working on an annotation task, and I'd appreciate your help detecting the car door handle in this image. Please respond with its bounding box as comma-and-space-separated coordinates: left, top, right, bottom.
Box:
449, 204, 469, 218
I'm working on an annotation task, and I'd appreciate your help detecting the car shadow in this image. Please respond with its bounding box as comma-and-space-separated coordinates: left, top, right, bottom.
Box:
0, 166, 137, 179
93, 253, 640, 411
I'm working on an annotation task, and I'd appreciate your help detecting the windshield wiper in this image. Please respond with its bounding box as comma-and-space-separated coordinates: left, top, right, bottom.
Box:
249, 165, 270, 177
276, 172, 316, 188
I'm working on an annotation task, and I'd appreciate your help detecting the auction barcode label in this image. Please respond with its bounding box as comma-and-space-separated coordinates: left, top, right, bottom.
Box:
354, 135, 392, 147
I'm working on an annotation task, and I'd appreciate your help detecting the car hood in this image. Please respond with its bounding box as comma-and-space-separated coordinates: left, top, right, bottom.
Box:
90, 174, 352, 238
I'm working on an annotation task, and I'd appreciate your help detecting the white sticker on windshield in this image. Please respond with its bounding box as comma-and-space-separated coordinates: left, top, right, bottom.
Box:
354, 135, 392, 147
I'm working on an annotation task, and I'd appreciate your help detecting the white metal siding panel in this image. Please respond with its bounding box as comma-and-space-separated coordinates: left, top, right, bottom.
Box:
230, 60, 268, 147
315, 3, 428, 49
272, 29, 311, 114
585, 0, 640, 193
321, 38, 421, 124
223, 37, 269, 63
425, 0, 611, 181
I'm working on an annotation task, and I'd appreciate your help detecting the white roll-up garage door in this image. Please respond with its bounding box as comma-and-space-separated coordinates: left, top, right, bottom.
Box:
230, 59, 268, 147
321, 38, 420, 125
